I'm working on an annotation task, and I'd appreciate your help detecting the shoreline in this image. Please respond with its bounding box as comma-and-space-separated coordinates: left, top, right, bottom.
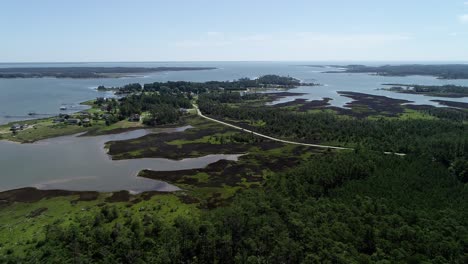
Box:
0, 66, 217, 79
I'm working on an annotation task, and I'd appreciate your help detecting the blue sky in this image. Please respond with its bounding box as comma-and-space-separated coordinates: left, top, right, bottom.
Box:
1, 0, 468, 62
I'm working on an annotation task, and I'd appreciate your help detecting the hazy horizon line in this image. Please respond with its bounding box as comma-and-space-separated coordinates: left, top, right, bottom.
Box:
1, 60, 468, 64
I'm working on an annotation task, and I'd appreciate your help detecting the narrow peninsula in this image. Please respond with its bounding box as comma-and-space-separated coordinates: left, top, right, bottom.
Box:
0, 66, 217, 79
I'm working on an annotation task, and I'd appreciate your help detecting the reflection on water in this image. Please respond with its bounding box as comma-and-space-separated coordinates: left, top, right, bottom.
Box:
0, 127, 242, 193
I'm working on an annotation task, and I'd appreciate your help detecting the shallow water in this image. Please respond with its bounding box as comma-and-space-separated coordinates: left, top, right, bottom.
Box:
1, 62, 468, 124
0, 126, 242, 193
266, 70, 468, 107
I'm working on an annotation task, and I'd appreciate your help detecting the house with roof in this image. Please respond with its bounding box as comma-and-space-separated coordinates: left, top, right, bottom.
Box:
10, 124, 21, 131
66, 118, 81, 125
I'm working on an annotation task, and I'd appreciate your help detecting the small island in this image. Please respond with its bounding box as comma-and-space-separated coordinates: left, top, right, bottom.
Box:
97, 75, 317, 94
0, 66, 216, 79
319, 64, 468, 79
382, 84, 468, 98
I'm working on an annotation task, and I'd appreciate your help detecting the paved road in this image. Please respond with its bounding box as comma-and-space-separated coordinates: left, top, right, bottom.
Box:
193, 105, 406, 156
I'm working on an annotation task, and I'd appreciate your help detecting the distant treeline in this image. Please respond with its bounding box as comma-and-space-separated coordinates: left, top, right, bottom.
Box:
383, 84, 468, 98
98, 75, 305, 94
0, 67, 216, 79
325, 64, 468, 79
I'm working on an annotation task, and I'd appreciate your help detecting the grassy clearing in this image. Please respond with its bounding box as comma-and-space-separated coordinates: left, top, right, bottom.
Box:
0, 118, 144, 143
0, 118, 93, 143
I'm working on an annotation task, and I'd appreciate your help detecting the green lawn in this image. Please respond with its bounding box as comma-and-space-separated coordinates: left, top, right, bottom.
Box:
0, 99, 146, 143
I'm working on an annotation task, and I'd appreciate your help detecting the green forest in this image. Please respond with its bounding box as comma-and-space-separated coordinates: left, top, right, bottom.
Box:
6, 152, 467, 263
198, 93, 467, 166
97, 75, 304, 95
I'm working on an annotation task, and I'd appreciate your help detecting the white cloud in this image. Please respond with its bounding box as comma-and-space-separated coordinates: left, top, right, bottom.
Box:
459, 14, 468, 23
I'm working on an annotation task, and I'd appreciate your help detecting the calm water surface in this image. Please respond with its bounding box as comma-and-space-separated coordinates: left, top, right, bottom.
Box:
1, 62, 467, 192
0, 126, 242, 193
1, 62, 468, 124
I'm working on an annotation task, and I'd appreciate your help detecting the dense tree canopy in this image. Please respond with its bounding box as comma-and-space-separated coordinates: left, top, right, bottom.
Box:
198, 94, 468, 164
6, 152, 466, 263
